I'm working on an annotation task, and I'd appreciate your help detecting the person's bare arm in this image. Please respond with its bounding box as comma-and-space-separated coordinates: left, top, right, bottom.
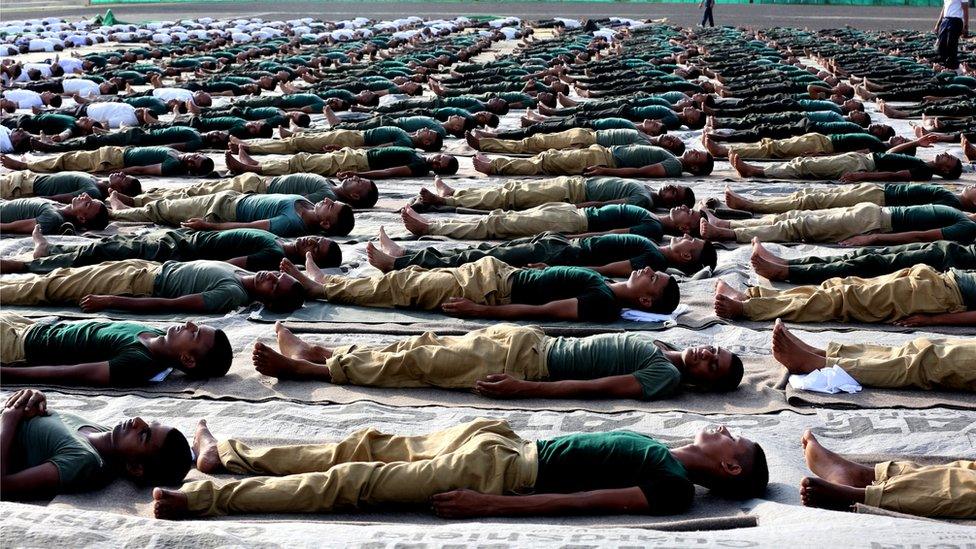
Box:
441, 297, 580, 320
840, 170, 915, 182
44, 192, 86, 204
349, 166, 414, 178
574, 198, 628, 208
1, 362, 111, 386
840, 229, 948, 246
586, 164, 668, 178
224, 256, 251, 268
166, 141, 196, 152
181, 218, 272, 231
79, 294, 209, 313
584, 260, 635, 277
895, 310, 976, 326
474, 373, 644, 399
117, 164, 163, 176
0, 219, 38, 233
563, 228, 631, 238
431, 487, 651, 519
1, 390, 61, 500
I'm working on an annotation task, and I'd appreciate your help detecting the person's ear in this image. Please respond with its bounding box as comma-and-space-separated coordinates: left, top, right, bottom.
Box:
681, 250, 693, 262
125, 461, 145, 480
721, 460, 742, 477
179, 352, 197, 370
638, 295, 652, 308
349, 190, 361, 201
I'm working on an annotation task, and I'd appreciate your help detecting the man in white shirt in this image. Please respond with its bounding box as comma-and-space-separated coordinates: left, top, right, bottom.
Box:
2, 89, 60, 110
936, 0, 969, 69
82, 102, 153, 128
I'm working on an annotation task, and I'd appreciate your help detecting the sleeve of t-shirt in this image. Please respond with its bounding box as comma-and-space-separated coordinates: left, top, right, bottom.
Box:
575, 287, 620, 322
48, 445, 103, 489
632, 360, 682, 400
942, 212, 976, 242
408, 155, 430, 176
245, 248, 284, 271
629, 239, 663, 270
160, 157, 187, 176
199, 282, 251, 312
108, 349, 166, 386
660, 157, 683, 177
624, 189, 654, 209
638, 473, 695, 515
626, 211, 665, 241
35, 209, 64, 234
877, 155, 932, 180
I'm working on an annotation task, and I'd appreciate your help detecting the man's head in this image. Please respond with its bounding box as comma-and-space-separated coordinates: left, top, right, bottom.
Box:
667, 205, 703, 236
485, 98, 509, 115
245, 121, 274, 138
960, 185, 976, 211
473, 111, 499, 128
868, 124, 895, 141
668, 234, 717, 274
313, 198, 355, 236
179, 153, 214, 176
692, 425, 768, 500
621, 268, 680, 313
847, 110, 870, 127
412, 128, 443, 152
680, 346, 743, 391
638, 119, 665, 136
681, 107, 706, 130
98, 82, 119, 95
657, 184, 695, 208
337, 175, 378, 207
295, 236, 342, 267
10, 129, 31, 153
162, 321, 232, 378
107, 172, 142, 196
75, 117, 98, 134
67, 193, 109, 230
201, 130, 230, 148
192, 91, 212, 107
250, 270, 306, 312
656, 134, 686, 156
933, 152, 963, 180
40, 91, 61, 108
428, 154, 459, 175
681, 150, 714, 176
442, 115, 471, 138
110, 418, 192, 486
842, 99, 863, 113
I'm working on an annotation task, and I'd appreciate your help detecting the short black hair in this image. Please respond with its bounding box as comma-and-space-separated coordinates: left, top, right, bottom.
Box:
328, 203, 355, 236
187, 328, 233, 379
355, 180, 379, 208
649, 276, 680, 314
941, 156, 963, 180
662, 136, 685, 156
685, 109, 707, 130
138, 428, 192, 487
119, 177, 142, 197
192, 157, 215, 176
710, 441, 768, 500
695, 241, 718, 273
48, 95, 62, 108
421, 132, 444, 152
254, 124, 274, 138
713, 353, 744, 392
320, 240, 342, 267
294, 113, 311, 127
434, 155, 459, 175
482, 113, 500, 128
682, 186, 696, 208
265, 278, 307, 312
688, 152, 714, 176
85, 202, 110, 231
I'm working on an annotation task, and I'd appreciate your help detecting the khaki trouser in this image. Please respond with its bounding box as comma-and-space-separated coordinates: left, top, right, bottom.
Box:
25, 146, 126, 173
111, 190, 241, 224
321, 256, 516, 309
0, 313, 36, 363
829, 338, 976, 391
488, 144, 616, 175
728, 133, 834, 159
245, 130, 366, 154
864, 460, 976, 518
258, 148, 370, 176
0, 259, 159, 305
133, 173, 267, 206
429, 202, 589, 240
179, 418, 539, 517
0, 171, 39, 199
762, 151, 876, 180
327, 324, 550, 387
742, 264, 967, 322
747, 183, 886, 214
479, 128, 598, 154
730, 202, 892, 243
443, 176, 587, 210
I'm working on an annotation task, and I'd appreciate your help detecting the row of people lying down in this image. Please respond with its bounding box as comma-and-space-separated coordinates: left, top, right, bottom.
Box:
2, 389, 973, 520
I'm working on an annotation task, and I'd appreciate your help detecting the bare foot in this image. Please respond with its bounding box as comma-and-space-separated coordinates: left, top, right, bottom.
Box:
464, 130, 480, 150
253, 341, 330, 380
703, 134, 728, 157
237, 146, 256, 165
802, 429, 875, 487
724, 187, 755, 210
153, 487, 191, 520
776, 318, 827, 356
0, 155, 28, 171
729, 152, 765, 178
366, 241, 395, 273
699, 218, 735, 241
304, 251, 328, 283
715, 278, 747, 300
192, 419, 222, 473
772, 319, 827, 374
434, 175, 455, 196
701, 207, 730, 228
418, 187, 446, 206
751, 238, 787, 265
107, 190, 129, 211
401, 206, 430, 236
800, 477, 864, 511
224, 151, 252, 174
275, 320, 330, 361
714, 293, 745, 319
962, 134, 976, 162
279, 126, 294, 138
472, 152, 493, 174
31, 225, 49, 258
752, 252, 788, 281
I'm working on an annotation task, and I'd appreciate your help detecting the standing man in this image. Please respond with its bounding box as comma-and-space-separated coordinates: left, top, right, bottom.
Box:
936, 0, 968, 70
700, 0, 716, 27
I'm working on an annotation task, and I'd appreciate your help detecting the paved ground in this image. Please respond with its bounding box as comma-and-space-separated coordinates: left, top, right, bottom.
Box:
4, 2, 940, 31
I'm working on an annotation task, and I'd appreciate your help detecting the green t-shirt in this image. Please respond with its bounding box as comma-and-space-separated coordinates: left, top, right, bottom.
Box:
22, 114, 76, 134
631, 105, 679, 129
123, 96, 168, 115
183, 228, 284, 271
588, 117, 637, 130
951, 269, 976, 309
888, 205, 976, 243
12, 412, 109, 491
364, 127, 413, 148
278, 94, 325, 110
575, 234, 666, 270
510, 267, 619, 322
828, 133, 887, 153
235, 194, 309, 236
872, 153, 932, 180
595, 129, 650, 148
267, 174, 337, 203
0, 198, 64, 234
145, 127, 203, 151
123, 147, 183, 176
804, 111, 844, 123
811, 121, 864, 134
23, 320, 170, 385
393, 116, 445, 137
610, 145, 683, 176
534, 431, 693, 514
584, 205, 663, 241
153, 260, 250, 312
366, 146, 428, 176
798, 99, 843, 114
546, 334, 681, 399
32, 173, 102, 200
883, 184, 962, 209
584, 177, 654, 209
